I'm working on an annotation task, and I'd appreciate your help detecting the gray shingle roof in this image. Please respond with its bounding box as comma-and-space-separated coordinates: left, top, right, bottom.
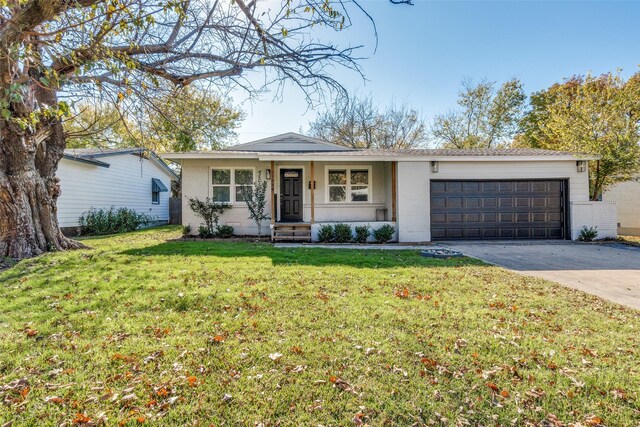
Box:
176, 147, 583, 157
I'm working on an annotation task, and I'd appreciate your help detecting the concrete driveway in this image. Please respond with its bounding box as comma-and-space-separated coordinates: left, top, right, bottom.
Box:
440, 241, 640, 310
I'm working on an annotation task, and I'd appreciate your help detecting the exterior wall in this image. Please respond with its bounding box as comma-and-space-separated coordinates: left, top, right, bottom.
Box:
310, 221, 397, 243
180, 159, 392, 235
602, 178, 640, 236
181, 158, 272, 235
57, 154, 173, 228
570, 201, 618, 239
307, 161, 388, 222
396, 160, 590, 242
397, 162, 431, 242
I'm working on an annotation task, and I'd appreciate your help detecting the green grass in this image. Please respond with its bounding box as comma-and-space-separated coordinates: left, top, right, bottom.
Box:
1, 226, 638, 426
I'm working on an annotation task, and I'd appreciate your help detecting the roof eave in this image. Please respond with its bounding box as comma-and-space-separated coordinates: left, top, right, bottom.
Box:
161, 152, 599, 162
62, 154, 111, 167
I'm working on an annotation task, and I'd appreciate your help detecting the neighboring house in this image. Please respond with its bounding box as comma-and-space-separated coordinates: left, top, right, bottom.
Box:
163, 132, 617, 242
602, 176, 640, 236
57, 148, 178, 234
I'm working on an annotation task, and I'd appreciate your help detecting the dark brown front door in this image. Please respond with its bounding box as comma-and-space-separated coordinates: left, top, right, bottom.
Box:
430, 180, 567, 240
280, 169, 303, 222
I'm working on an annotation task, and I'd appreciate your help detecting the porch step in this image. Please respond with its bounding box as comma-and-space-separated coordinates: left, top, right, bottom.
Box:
272, 223, 311, 243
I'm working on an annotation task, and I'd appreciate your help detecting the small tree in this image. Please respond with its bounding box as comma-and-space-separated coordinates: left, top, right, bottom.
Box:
187, 197, 232, 237
240, 173, 270, 237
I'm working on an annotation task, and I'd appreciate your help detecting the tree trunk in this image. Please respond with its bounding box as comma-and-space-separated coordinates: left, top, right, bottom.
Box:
0, 106, 84, 259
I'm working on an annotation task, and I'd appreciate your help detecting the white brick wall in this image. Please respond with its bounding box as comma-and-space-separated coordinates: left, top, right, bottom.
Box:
396, 161, 430, 242
602, 178, 640, 235
570, 201, 617, 240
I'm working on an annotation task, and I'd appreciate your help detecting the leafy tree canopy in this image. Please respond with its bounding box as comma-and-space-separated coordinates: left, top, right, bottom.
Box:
515, 71, 640, 199
431, 78, 526, 148
65, 86, 243, 152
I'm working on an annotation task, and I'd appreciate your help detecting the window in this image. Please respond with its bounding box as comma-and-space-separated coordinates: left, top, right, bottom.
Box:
234, 169, 254, 202
211, 168, 255, 203
151, 178, 168, 204
212, 169, 231, 202
327, 167, 370, 203
328, 169, 347, 202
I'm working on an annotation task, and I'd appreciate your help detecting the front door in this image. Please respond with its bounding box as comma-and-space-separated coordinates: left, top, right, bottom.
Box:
280, 169, 303, 222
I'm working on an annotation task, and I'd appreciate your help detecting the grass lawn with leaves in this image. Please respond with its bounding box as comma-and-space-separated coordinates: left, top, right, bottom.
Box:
1, 226, 638, 426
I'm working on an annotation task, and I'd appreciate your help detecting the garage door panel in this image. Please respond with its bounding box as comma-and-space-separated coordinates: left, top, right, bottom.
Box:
430, 180, 565, 240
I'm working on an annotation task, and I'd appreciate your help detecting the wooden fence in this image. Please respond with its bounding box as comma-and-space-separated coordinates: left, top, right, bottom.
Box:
169, 197, 182, 225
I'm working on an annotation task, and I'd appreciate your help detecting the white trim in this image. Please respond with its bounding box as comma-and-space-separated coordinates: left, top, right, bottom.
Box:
324, 165, 373, 204
276, 164, 306, 222
209, 166, 256, 205
163, 152, 598, 162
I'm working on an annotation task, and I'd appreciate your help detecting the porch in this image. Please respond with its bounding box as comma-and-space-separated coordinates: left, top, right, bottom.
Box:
268, 160, 398, 242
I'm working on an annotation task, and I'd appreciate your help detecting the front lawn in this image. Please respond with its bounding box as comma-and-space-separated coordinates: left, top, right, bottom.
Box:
1, 227, 638, 426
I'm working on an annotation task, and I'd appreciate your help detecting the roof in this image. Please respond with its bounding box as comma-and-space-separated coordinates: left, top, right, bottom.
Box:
163, 148, 598, 162
63, 147, 179, 180
162, 132, 598, 162
226, 132, 354, 152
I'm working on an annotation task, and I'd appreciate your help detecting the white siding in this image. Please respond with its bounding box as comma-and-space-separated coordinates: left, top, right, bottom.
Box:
397, 160, 589, 242
602, 178, 640, 235
57, 154, 173, 228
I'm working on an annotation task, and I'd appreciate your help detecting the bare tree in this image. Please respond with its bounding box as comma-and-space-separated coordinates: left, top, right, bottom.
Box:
0, 0, 410, 259
431, 78, 526, 148
308, 95, 428, 149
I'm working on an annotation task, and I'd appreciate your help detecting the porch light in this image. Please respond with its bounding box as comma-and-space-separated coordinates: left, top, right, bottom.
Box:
576, 160, 587, 173
265, 169, 271, 180
431, 161, 439, 173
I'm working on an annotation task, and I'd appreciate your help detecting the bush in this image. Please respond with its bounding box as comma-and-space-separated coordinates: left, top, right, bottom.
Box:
182, 225, 192, 237
215, 224, 235, 238
354, 225, 370, 244
198, 225, 213, 238
333, 223, 353, 243
373, 224, 395, 243
79, 207, 154, 235
579, 225, 598, 242
317, 224, 334, 243
187, 197, 232, 236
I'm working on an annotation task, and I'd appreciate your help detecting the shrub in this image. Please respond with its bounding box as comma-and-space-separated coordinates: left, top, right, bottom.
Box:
182, 225, 192, 237
333, 223, 353, 243
373, 224, 395, 243
579, 225, 598, 242
215, 224, 235, 238
79, 207, 154, 235
239, 172, 270, 237
187, 197, 232, 236
317, 224, 334, 243
198, 225, 213, 238
354, 225, 370, 244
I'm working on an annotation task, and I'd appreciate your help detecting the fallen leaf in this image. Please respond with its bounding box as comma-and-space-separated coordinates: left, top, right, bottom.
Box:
44, 396, 65, 405
268, 352, 283, 362
73, 413, 92, 424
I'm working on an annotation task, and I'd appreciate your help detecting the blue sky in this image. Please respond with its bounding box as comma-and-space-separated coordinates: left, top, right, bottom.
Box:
234, 0, 640, 143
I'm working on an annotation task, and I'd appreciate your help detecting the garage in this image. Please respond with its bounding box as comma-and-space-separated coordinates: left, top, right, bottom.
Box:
430, 180, 567, 240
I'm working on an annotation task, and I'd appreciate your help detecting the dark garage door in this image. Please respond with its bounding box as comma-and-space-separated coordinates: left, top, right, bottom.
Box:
430, 180, 566, 240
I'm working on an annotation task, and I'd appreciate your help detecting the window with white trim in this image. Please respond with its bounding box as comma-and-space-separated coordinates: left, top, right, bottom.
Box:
234, 169, 254, 202
327, 167, 370, 203
211, 168, 254, 203
211, 169, 231, 202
